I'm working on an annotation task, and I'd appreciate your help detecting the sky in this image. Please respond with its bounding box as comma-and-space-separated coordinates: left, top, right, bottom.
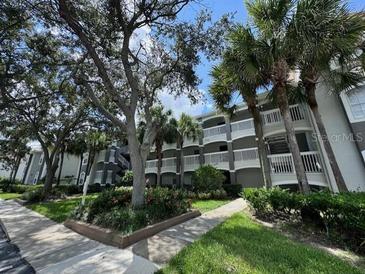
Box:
160, 0, 365, 118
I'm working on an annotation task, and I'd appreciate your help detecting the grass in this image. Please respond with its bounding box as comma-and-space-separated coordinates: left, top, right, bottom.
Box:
158, 213, 364, 274
0, 192, 22, 200
27, 194, 97, 223
192, 199, 231, 213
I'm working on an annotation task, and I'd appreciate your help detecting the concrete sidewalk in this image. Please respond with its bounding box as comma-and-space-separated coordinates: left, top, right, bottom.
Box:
0, 199, 159, 274
128, 198, 248, 266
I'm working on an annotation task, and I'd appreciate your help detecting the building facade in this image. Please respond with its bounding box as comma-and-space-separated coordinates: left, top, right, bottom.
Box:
145, 84, 365, 192
0, 144, 130, 186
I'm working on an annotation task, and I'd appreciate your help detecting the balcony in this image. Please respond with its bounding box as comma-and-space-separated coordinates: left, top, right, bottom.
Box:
94, 170, 103, 184
234, 148, 260, 170
183, 137, 199, 148
161, 157, 177, 174
184, 155, 200, 172
231, 118, 255, 140
146, 159, 157, 174
261, 104, 311, 137
204, 151, 229, 170
203, 124, 227, 144
96, 150, 107, 163
163, 142, 177, 151
267, 151, 327, 187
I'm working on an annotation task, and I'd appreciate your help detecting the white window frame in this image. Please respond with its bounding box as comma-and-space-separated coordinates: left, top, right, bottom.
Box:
39, 154, 43, 165
82, 153, 89, 165
341, 87, 365, 123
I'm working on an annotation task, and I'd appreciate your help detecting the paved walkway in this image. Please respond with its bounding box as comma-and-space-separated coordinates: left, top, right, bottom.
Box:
127, 198, 248, 266
0, 199, 159, 273
0, 198, 247, 273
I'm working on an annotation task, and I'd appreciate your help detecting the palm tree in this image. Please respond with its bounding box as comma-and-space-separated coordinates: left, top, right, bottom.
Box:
292, 0, 365, 192
81, 131, 109, 204
171, 113, 202, 188
245, 0, 311, 193
209, 26, 272, 188
151, 107, 177, 186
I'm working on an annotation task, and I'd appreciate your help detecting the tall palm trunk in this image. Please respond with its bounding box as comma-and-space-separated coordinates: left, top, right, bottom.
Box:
155, 140, 163, 186
274, 60, 310, 193
247, 99, 272, 188
305, 82, 348, 192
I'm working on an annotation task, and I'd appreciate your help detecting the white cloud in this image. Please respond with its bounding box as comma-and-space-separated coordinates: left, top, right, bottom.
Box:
159, 89, 213, 118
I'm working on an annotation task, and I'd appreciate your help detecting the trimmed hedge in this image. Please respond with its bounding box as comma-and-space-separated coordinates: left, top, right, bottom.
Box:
72, 187, 192, 234
223, 184, 242, 197
192, 165, 225, 192
243, 188, 365, 253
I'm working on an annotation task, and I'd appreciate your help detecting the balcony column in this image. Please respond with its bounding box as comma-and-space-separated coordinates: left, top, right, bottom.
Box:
199, 135, 205, 166
176, 147, 181, 187
225, 116, 236, 184
101, 148, 110, 185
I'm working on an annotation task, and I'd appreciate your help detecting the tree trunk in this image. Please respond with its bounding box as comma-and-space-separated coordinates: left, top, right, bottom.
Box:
76, 154, 83, 185
277, 86, 310, 193
248, 100, 272, 188
180, 141, 184, 188
156, 141, 163, 187
306, 83, 348, 192
43, 154, 59, 197
11, 157, 21, 183
57, 149, 65, 186
127, 123, 147, 208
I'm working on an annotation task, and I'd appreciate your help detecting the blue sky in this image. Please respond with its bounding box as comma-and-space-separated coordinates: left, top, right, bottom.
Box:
164, 0, 365, 116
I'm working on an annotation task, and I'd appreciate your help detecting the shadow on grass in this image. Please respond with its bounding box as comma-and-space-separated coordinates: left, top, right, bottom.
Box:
159, 213, 364, 274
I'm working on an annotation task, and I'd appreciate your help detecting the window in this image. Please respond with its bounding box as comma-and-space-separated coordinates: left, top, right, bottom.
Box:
219, 145, 228, 151
39, 154, 43, 165
348, 89, 365, 119
82, 153, 89, 165
79, 172, 85, 185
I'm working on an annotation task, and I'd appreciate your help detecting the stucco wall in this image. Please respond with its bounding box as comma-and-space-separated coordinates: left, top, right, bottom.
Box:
316, 82, 365, 191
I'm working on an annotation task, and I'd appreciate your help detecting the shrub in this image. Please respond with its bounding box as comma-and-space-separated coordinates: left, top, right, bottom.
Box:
192, 165, 225, 192
88, 183, 103, 193
185, 189, 227, 200
55, 184, 81, 195
7, 184, 42, 194
243, 187, 365, 253
21, 187, 65, 202
223, 184, 242, 197
93, 208, 147, 233
145, 187, 191, 221
88, 188, 132, 220
120, 171, 133, 187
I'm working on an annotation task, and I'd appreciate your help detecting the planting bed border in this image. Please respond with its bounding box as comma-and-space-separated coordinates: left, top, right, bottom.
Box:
64, 210, 201, 248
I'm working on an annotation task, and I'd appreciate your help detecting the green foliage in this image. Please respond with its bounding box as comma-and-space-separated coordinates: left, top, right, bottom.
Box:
93, 208, 147, 234
87, 188, 132, 221
145, 187, 191, 221
192, 165, 225, 192
72, 187, 191, 234
222, 184, 242, 197
120, 171, 133, 186
158, 213, 363, 274
185, 189, 227, 200
244, 188, 365, 253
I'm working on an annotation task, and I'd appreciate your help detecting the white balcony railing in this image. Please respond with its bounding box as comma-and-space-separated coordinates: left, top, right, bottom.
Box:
234, 148, 260, 169
183, 137, 199, 147
96, 150, 106, 163
109, 149, 115, 163
146, 159, 157, 173
267, 151, 323, 174
163, 142, 177, 151
231, 118, 255, 139
162, 157, 177, 173
204, 151, 229, 170
184, 155, 200, 171
94, 170, 103, 184
203, 124, 227, 144
261, 104, 306, 125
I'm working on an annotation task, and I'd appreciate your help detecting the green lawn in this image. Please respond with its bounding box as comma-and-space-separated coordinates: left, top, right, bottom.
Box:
0, 192, 22, 200
192, 199, 231, 213
159, 213, 364, 274
27, 194, 97, 223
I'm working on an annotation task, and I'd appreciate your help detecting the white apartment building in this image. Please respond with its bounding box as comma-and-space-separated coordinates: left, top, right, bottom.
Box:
145, 84, 365, 192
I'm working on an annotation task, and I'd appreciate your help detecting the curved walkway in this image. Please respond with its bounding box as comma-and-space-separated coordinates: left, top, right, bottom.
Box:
0, 199, 159, 274
0, 198, 247, 273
